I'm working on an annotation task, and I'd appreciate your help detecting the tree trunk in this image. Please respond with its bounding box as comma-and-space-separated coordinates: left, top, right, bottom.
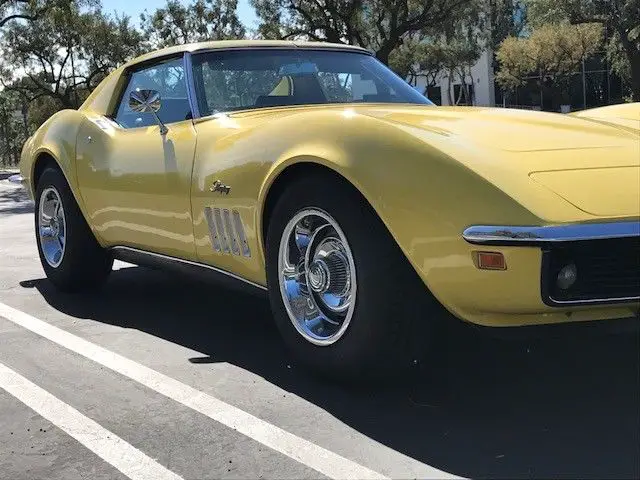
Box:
616, 27, 640, 101
0, 110, 9, 167
22, 103, 30, 138
628, 50, 640, 101
375, 39, 399, 65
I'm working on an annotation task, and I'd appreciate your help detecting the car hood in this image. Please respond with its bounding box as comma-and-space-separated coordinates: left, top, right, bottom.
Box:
571, 103, 640, 133
353, 105, 640, 219
232, 103, 638, 220
354, 105, 639, 152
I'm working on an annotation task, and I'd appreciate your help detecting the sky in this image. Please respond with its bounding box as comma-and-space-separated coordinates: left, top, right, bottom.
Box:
101, 0, 259, 28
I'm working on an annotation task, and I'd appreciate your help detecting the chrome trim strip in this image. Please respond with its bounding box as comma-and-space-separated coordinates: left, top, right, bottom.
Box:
188, 45, 372, 56
183, 51, 200, 119
232, 210, 251, 257
110, 246, 267, 291
545, 295, 639, 306
213, 208, 230, 253
463, 221, 640, 245
223, 208, 241, 256
203, 207, 221, 252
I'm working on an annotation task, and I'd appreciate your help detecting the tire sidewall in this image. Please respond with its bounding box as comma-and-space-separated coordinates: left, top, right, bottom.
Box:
35, 167, 112, 289
266, 174, 418, 378
35, 169, 76, 279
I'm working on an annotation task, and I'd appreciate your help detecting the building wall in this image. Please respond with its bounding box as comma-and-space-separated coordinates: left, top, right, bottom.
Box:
412, 49, 495, 106
409, 45, 625, 111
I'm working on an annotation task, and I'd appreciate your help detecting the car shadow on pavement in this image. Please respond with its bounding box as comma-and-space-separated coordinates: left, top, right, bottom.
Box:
0, 183, 33, 215
23, 266, 640, 479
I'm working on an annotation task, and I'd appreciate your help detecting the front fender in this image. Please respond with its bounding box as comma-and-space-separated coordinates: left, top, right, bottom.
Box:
256, 110, 545, 321
20, 109, 87, 216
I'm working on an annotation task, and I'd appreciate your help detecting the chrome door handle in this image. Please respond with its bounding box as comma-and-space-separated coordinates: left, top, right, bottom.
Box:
87, 136, 93, 143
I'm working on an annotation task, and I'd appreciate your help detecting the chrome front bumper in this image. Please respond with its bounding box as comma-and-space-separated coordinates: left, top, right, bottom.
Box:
463, 221, 640, 246
463, 221, 640, 307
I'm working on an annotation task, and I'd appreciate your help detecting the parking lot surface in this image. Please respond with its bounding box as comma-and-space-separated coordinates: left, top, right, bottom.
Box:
0, 179, 638, 479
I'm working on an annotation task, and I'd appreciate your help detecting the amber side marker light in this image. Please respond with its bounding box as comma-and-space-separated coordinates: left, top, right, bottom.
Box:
475, 251, 507, 270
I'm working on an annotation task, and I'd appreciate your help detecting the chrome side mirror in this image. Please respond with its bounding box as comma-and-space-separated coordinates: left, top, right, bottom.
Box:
129, 89, 168, 135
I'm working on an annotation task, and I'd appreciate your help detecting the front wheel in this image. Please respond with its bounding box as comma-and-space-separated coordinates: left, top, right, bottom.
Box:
265, 172, 438, 381
35, 167, 113, 292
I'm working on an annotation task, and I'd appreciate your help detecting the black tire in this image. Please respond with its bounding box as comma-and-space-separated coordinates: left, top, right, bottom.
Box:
35, 167, 113, 292
265, 171, 442, 381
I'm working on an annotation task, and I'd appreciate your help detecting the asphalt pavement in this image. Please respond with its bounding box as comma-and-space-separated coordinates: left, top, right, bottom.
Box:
0, 179, 638, 479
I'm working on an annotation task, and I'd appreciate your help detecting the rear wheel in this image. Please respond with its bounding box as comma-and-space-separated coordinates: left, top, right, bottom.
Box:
266, 171, 439, 380
35, 167, 112, 292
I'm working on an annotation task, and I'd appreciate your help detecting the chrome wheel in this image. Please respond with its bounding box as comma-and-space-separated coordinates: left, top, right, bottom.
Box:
278, 208, 356, 346
38, 186, 66, 268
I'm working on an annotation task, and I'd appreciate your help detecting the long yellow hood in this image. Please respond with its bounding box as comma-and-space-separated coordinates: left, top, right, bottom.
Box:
571, 102, 640, 133
348, 105, 640, 220
359, 105, 639, 152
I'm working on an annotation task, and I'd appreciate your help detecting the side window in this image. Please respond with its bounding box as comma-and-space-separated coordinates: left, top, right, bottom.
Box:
317, 72, 395, 102
195, 61, 282, 114
114, 58, 191, 129
191, 50, 421, 116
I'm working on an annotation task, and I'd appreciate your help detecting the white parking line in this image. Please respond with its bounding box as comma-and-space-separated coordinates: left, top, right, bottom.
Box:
0, 302, 406, 480
0, 362, 183, 480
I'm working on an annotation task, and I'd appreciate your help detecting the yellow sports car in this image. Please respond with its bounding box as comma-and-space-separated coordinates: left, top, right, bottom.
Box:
19, 40, 640, 379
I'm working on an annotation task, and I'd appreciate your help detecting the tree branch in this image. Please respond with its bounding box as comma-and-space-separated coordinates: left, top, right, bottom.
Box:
0, 13, 37, 27
281, 28, 322, 40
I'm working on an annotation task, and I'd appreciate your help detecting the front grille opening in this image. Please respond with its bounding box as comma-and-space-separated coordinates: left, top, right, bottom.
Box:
543, 237, 640, 304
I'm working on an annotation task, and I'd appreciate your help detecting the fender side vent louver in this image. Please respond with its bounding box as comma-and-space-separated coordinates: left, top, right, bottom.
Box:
204, 207, 251, 257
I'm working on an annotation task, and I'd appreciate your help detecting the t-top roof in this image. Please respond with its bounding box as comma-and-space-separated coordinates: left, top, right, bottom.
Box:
124, 40, 371, 69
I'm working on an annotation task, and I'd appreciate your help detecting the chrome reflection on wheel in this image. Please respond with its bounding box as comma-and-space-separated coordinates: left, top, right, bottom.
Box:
38, 186, 66, 268
278, 208, 357, 345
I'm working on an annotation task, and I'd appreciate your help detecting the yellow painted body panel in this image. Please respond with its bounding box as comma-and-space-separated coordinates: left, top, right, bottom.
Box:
530, 167, 640, 216
75, 116, 198, 260
19, 42, 640, 328
186, 105, 639, 326
572, 102, 640, 132
19, 110, 85, 203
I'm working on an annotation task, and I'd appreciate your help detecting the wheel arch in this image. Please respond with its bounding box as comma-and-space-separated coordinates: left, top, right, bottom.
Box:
30, 147, 86, 212
257, 158, 403, 284
260, 162, 369, 252
30, 146, 105, 248
24, 109, 92, 223
32, 150, 62, 192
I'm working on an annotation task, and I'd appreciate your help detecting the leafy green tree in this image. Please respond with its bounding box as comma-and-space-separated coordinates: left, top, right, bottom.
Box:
0, 0, 144, 166
485, 0, 527, 50
527, 0, 640, 100
0, 89, 29, 166
1, 0, 144, 109
140, 0, 245, 48
388, 39, 440, 82
250, 0, 477, 64
496, 23, 603, 109
391, 40, 469, 102
388, 0, 487, 104
0, 0, 49, 28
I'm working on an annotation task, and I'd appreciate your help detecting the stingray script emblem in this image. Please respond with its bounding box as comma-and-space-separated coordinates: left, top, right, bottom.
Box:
210, 180, 231, 195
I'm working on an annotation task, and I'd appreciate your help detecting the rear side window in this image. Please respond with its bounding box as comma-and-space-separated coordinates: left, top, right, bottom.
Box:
114, 58, 191, 129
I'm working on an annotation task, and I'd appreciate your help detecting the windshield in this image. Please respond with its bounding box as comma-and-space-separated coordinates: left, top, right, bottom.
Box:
191, 49, 433, 116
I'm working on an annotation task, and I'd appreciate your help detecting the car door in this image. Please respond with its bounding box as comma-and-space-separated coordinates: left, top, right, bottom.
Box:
76, 56, 198, 261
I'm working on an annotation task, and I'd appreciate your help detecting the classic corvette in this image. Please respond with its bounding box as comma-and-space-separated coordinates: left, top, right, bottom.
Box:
19, 40, 640, 379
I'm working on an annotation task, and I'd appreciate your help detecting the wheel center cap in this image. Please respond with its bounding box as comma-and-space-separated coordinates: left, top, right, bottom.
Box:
308, 260, 330, 293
